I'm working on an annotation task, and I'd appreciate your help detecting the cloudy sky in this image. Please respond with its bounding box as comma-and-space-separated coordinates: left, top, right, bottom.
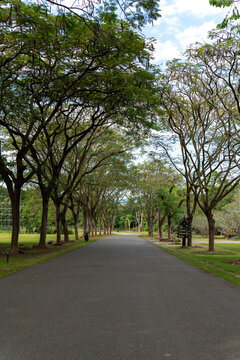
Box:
143, 0, 229, 65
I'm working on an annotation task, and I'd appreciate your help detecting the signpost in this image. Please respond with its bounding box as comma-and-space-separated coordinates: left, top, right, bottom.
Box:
178, 217, 191, 247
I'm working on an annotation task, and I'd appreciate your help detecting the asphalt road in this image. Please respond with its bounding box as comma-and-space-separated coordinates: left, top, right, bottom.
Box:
0, 235, 240, 360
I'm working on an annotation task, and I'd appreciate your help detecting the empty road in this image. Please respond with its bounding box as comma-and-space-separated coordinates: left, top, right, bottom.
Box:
0, 235, 240, 360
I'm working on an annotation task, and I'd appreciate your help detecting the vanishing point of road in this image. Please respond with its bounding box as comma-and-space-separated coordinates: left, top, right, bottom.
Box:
0, 234, 240, 360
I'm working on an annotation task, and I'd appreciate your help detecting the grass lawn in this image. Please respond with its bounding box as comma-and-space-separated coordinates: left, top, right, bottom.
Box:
137, 232, 240, 286
0, 232, 104, 278
154, 239, 240, 286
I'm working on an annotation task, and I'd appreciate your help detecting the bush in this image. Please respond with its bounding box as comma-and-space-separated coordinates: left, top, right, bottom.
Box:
192, 215, 208, 236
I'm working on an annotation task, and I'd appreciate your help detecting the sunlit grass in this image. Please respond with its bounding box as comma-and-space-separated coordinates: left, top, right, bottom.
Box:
0, 231, 103, 278
0, 232, 79, 245
155, 240, 240, 286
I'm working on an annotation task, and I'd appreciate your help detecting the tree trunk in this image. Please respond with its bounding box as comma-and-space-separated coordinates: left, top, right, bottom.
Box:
140, 213, 143, 232
109, 219, 113, 235
94, 219, 98, 236
61, 204, 69, 242
38, 191, 49, 248
148, 215, 153, 237
74, 222, 79, 240
136, 212, 140, 232
186, 187, 196, 247
99, 217, 102, 235
187, 215, 193, 247
167, 215, 171, 240
72, 209, 79, 241
55, 201, 62, 244
89, 216, 94, 236
206, 210, 215, 251
82, 208, 87, 237
10, 188, 21, 254
156, 212, 165, 240
87, 215, 91, 234
71, 206, 79, 241
69, 197, 80, 241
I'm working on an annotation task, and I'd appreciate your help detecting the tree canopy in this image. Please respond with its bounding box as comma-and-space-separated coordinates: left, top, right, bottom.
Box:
0, 0, 161, 253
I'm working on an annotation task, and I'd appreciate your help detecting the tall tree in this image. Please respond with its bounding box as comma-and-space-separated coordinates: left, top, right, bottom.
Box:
156, 186, 184, 240
132, 160, 180, 237
0, 1, 160, 252
161, 57, 240, 251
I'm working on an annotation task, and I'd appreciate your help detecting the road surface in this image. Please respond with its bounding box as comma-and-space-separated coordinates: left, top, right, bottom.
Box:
0, 234, 240, 360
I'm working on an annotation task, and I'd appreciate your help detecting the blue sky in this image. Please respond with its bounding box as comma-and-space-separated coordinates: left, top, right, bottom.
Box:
143, 0, 229, 65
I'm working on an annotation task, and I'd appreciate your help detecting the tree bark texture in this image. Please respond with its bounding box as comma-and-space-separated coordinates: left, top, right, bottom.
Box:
156, 212, 165, 240
10, 188, 21, 254
187, 215, 193, 247
206, 210, 215, 251
38, 192, 49, 248
82, 209, 87, 237
167, 215, 171, 240
61, 204, 69, 242
55, 202, 62, 244
99, 217, 102, 235
147, 216, 154, 237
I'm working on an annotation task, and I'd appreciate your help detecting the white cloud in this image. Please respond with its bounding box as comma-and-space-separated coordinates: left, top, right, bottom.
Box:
152, 39, 181, 63
164, 16, 180, 27
176, 21, 217, 49
151, 20, 219, 64
160, 0, 228, 18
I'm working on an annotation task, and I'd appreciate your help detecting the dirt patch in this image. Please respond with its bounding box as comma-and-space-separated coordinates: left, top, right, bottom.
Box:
225, 259, 240, 265
158, 238, 174, 242
193, 250, 234, 255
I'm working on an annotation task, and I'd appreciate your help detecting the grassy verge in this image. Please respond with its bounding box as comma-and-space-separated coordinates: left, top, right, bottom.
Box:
0, 233, 105, 278
154, 241, 240, 286
138, 233, 240, 286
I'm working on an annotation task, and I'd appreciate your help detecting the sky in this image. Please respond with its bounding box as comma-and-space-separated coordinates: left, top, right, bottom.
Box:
143, 0, 229, 66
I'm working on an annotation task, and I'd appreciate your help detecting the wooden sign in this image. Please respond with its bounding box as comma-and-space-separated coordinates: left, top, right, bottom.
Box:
178, 217, 191, 238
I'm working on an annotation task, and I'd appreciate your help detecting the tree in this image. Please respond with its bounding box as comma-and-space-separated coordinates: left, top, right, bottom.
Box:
42, 0, 161, 29
161, 57, 240, 251
156, 186, 184, 240
132, 162, 159, 236
0, 1, 160, 252
131, 160, 181, 237
209, 0, 240, 28
186, 28, 240, 162
215, 187, 240, 235
21, 188, 42, 233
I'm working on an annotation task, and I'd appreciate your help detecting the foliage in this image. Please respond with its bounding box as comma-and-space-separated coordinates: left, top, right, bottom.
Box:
209, 0, 240, 28
214, 187, 240, 234
160, 35, 240, 250
113, 161, 184, 236
38, 0, 161, 29
192, 214, 209, 236
157, 241, 240, 286
156, 186, 184, 221
0, 0, 161, 250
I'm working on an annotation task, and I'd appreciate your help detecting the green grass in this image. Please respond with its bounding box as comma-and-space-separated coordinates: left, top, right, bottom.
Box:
154, 240, 240, 286
123, 232, 240, 285
0, 232, 104, 278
